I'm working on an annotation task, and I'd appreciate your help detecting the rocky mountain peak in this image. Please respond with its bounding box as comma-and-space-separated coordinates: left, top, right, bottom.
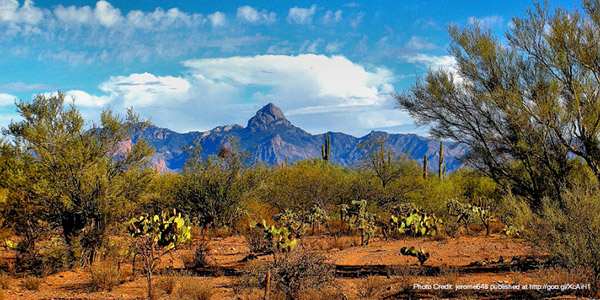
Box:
247, 103, 291, 131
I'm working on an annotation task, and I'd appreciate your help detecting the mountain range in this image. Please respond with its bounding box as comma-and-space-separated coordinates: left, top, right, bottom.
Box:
131, 103, 467, 172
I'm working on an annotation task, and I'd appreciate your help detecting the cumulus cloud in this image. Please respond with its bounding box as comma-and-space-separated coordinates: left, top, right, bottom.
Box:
99, 72, 191, 107
0, 93, 17, 106
54, 2, 205, 29
468, 15, 504, 28
126, 8, 205, 29
236, 6, 276, 25
287, 5, 316, 25
94, 0, 122, 27
64, 55, 406, 135
183, 54, 393, 112
208, 11, 226, 27
0, 0, 43, 25
54, 4, 93, 25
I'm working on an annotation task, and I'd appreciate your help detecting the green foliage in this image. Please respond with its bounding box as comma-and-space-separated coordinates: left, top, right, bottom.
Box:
175, 137, 255, 229
262, 158, 349, 213
400, 246, 430, 265
0, 92, 154, 263
359, 136, 410, 189
342, 200, 377, 245
252, 220, 297, 254
390, 207, 441, 237
396, 1, 600, 209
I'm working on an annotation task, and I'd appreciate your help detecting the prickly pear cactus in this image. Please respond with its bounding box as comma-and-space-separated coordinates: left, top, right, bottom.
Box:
128, 209, 191, 250
253, 220, 298, 254
390, 207, 441, 237
400, 246, 430, 265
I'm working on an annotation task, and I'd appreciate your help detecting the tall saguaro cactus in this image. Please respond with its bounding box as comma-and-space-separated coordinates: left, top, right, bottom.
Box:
423, 154, 428, 180
321, 133, 331, 161
438, 141, 444, 180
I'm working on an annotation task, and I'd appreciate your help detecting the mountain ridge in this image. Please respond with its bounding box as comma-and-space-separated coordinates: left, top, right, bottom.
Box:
132, 103, 467, 172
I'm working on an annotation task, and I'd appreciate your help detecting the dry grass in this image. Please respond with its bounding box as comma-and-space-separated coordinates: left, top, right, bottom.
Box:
21, 276, 43, 291
177, 276, 213, 300
439, 264, 459, 286
156, 274, 178, 295
88, 262, 122, 292
181, 239, 212, 269
356, 275, 388, 299
0, 274, 10, 290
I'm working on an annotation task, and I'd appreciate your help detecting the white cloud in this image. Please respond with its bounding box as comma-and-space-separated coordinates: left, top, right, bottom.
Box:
99, 72, 191, 107
63, 90, 113, 107
54, 4, 93, 25
325, 41, 343, 53
54, 2, 205, 30
236, 6, 276, 25
0, 93, 16, 106
126, 8, 205, 29
28, 55, 408, 135
322, 10, 342, 24
299, 39, 322, 53
208, 11, 226, 27
468, 15, 504, 28
405, 36, 437, 50
287, 5, 316, 25
94, 0, 122, 27
405, 54, 456, 70
0, 0, 43, 25
183, 54, 393, 110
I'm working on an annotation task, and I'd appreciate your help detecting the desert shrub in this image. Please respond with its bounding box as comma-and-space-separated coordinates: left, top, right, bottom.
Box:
0, 274, 10, 289
88, 261, 122, 292
244, 225, 272, 254
182, 239, 211, 269
20, 276, 42, 291
156, 274, 178, 295
238, 260, 269, 289
356, 275, 388, 299
177, 276, 213, 300
536, 184, 600, 284
269, 250, 336, 299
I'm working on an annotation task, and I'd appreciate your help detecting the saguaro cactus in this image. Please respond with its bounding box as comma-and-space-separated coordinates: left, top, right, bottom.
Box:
321, 133, 331, 161
423, 154, 428, 180
438, 141, 444, 180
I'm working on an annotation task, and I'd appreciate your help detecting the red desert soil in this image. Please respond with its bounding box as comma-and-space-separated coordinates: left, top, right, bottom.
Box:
0, 234, 592, 300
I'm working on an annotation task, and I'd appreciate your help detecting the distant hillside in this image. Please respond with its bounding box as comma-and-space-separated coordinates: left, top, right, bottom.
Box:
131, 103, 467, 172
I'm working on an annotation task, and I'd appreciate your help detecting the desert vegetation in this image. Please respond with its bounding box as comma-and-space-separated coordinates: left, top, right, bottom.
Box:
0, 1, 599, 299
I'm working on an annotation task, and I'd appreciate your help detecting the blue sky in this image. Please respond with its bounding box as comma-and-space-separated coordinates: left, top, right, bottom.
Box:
0, 0, 581, 137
